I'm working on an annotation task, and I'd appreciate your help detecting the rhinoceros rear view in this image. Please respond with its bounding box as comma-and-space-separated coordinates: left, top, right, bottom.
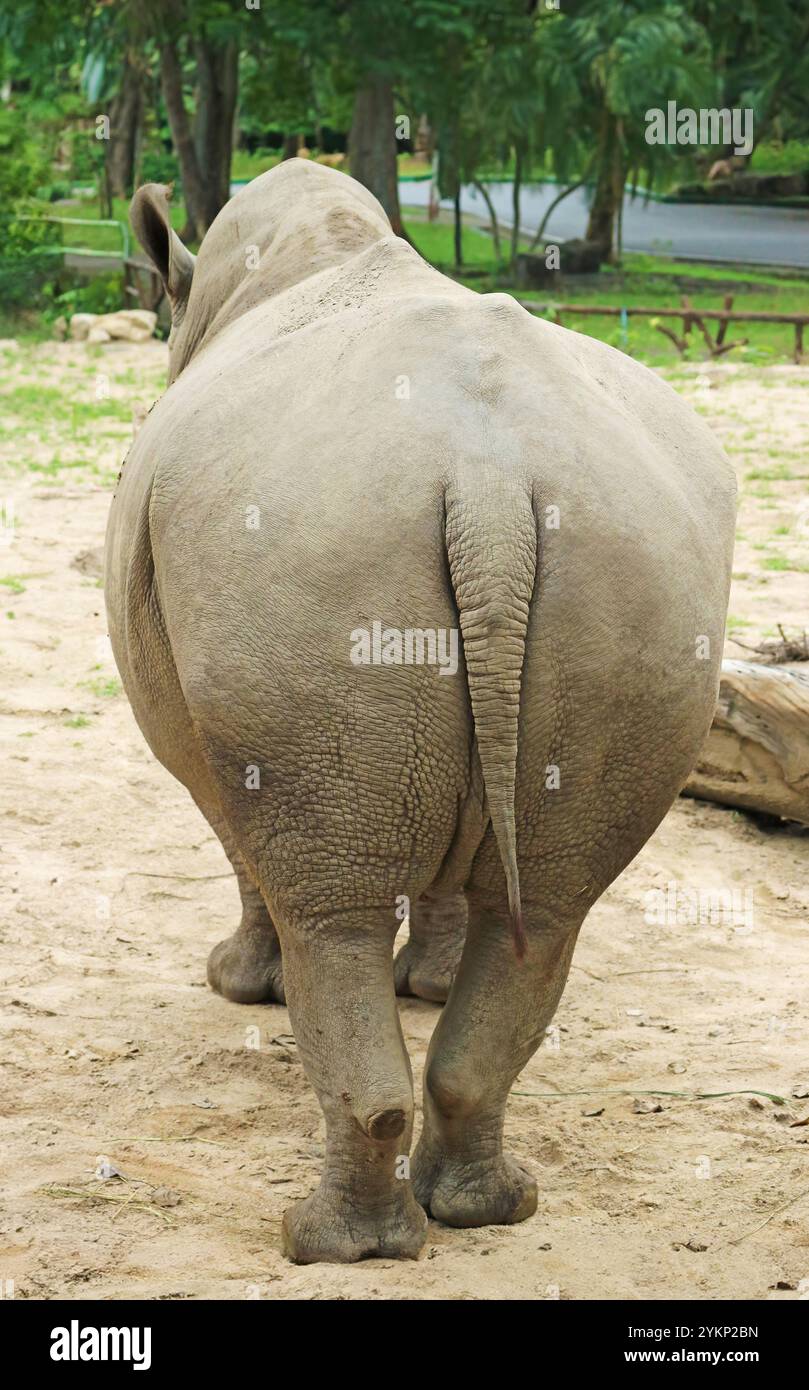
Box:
105, 161, 736, 1264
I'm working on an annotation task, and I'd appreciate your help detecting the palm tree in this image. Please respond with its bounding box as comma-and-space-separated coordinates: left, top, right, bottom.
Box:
536, 1, 715, 262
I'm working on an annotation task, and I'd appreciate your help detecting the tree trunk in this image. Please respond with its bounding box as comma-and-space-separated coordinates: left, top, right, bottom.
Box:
510, 145, 523, 266
529, 181, 583, 252
453, 189, 462, 267
159, 40, 208, 243
683, 659, 809, 825
349, 75, 405, 235
282, 133, 303, 160
586, 110, 624, 262
106, 51, 142, 200
473, 180, 501, 262
193, 37, 238, 225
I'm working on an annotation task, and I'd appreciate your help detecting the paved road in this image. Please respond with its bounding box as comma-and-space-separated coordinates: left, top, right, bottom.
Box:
400, 179, 809, 269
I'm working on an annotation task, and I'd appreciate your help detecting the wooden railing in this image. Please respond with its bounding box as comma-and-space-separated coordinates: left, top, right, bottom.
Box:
518, 295, 809, 362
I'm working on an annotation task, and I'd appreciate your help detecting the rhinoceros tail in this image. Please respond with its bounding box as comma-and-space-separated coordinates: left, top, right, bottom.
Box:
443, 470, 537, 960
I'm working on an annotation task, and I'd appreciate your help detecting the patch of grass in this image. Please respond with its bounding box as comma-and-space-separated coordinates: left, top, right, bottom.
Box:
403, 219, 809, 366
64, 714, 91, 728
747, 465, 801, 481
0, 575, 26, 594
27, 456, 91, 476
761, 555, 808, 572
80, 675, 122, 698
407, 217, 515, 271
0, 384, 135, 429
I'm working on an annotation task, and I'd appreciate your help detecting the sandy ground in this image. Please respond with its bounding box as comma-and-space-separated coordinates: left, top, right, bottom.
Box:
1, 339, 808, 1301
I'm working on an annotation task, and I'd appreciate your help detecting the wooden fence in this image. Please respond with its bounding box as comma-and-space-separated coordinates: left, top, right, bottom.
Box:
519, 295, 809, 362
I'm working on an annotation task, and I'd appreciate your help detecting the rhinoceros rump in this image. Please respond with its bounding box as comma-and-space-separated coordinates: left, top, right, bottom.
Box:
104, 160, 736, 1264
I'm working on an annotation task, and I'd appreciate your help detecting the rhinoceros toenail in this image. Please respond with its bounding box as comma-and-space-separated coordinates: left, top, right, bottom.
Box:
367, 1108, 406, 1141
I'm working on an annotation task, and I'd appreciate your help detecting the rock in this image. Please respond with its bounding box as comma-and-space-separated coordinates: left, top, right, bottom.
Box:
69, 314, 96, 341
515, 239, 606, 289
515, 253, 556, 289
71, 546, 104, 578
94, 1158, 124, 1181
97, 311, 156, 342
633, 1097, 663, 1114
69, 310, 158, 345
151, 1187, 181, 1207
557, 238, 605, 274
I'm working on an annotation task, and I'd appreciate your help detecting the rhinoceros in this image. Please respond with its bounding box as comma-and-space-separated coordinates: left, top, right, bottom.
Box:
104, 160, 736, 1263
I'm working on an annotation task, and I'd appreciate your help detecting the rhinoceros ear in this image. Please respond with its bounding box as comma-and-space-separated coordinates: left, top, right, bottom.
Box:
130, 183, 195, 324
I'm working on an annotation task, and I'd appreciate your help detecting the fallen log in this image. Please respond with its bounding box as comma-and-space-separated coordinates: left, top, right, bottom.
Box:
683, 659, 809, 825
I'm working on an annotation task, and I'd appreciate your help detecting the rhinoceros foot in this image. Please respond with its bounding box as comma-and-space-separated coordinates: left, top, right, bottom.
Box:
281, 1184, 427, 1265
207, 929, 285, 1004
413, 1146, 538, 1229
393, 935, 460, 1003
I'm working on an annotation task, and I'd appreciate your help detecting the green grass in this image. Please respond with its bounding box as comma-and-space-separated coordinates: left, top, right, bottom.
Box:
746, 464, 805, 482
750, 139, 809, 177
0, 575, 26, 594
402, 220, 809, 365
79, 675, 122, 699
0, 384, 134, 426
761, 555, 809, 572
406, 218, 514, 270
7, 191, 809, 368
231, 149, 429, 181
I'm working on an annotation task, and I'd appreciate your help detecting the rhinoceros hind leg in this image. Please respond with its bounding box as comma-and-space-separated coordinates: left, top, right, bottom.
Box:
275, 905, 427, 1264
394, 891, 467, 1003
412, 892, 580, 1228
202, 814, 285, 1004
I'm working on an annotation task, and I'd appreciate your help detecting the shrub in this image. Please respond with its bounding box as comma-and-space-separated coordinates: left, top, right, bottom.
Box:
140, 148, 181, 187
0, 107, 64, 308
45, 273, 126, 321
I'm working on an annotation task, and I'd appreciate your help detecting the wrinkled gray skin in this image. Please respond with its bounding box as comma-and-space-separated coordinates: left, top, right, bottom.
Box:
105, 160, 736, 1263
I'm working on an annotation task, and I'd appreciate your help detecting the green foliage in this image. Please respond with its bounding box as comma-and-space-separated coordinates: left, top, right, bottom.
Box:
46, 274, 125, 320
140, 148, 182, 186
536, 2, 716, 192
1, 0, 808, 307
750, 139, 809, 176
0, 108, 63, 307
0, 105, 49, 202
691, 0, 809, 146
